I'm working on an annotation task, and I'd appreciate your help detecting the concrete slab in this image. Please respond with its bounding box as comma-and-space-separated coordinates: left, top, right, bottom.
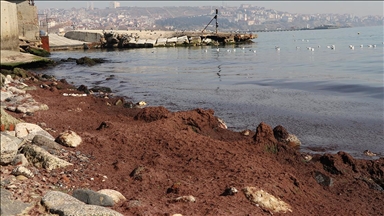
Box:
0, 50, 52, 69
48, 34, 90, 49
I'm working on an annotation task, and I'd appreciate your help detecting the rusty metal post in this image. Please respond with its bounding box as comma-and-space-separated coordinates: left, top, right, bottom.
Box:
40, 35, 50, 52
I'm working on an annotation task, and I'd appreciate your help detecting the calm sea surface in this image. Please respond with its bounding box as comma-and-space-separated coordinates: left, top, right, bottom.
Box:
35, 26, 384, 158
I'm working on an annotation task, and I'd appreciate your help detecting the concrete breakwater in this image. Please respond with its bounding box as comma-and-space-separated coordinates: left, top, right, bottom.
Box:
63, 30, 256, 49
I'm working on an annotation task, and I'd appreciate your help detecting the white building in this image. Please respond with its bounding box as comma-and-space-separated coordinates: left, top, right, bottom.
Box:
109, 1, 120, 9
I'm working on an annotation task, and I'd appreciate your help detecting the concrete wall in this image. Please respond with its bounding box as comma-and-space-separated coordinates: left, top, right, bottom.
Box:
64, 31, 104, 43
0, 1, 19, 50
14, 0, 39, 41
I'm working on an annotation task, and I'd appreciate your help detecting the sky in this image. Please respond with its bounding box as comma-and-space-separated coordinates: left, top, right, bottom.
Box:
35, 1, 383, 17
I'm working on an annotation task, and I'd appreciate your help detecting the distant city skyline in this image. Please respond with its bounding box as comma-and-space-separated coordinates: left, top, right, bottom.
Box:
35, 1, 383, 17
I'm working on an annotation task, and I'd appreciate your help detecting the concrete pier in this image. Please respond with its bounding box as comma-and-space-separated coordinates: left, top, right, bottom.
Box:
57, 30, 256, 50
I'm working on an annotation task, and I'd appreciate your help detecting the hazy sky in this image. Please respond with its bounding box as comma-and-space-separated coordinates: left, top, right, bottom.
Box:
35, 1, 383, 17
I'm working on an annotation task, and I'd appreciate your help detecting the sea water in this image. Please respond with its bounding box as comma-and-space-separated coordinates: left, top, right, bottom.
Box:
36, 26, 384, 158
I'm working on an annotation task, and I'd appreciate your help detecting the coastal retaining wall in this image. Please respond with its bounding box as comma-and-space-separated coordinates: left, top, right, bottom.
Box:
64, 31, 104, 43
13, 0, 39, 41
1, 1, 19, 51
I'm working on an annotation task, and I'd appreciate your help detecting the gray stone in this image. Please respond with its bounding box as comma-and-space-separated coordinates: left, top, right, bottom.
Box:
21, 144, 73, 170
0, 188, 34, 216
11, 166, 34, 178
15, 122, 54, 141
7, 86, 26, 95
0, 91, 13, 102
42, 190, 123, 216
313, 171, 333, 186
32, 134, 63, 154
0, 133, 22, 165
72, 189, 115, 207
12, 154, 29, 166
16, 102, 49, 114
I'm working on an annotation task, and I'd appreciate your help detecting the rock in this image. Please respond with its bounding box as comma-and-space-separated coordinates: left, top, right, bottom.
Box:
72, 188, 115, 207
16, 175, 29, 181
273, 125, 289, 141
1, 91, 13, 102
0, 188, 34, 216
0, 108, 22, 130
21, 144, 73, 170
130, 166, 146, 181
89, 85, 112, 93
0, 133, 22, 165
7, 86, 26, 95
123, 199, 142, 209
220, 187, 239, 196
319, 154, 342, 175
15, 123, 54, 141
75, 57, 105, 66
253, 122, 277, 145
42, 190, 123, 216
241, 129, 251, 136
313, 171, 333, 186
97, 189, 127, 204
242, 186, 292, 213
363, 150, 377, 157
11, 166, 34, 178
174, 195, 196, 203
15, 102, 49, 114
55, 130, 82, 147
285, 134, 301, 147
12, 154, 29, 166
32, 134, 63, 154
217, 117, 227, 129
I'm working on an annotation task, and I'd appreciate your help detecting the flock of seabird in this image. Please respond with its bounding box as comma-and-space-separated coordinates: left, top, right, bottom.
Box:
203, 41, 381, 54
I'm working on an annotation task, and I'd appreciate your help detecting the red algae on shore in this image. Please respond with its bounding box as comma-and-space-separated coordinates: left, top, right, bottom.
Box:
2, 70, 384, 215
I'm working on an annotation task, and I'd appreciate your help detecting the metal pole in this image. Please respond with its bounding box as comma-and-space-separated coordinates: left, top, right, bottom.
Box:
46, 14, 48, 34
215, 9, 218, 34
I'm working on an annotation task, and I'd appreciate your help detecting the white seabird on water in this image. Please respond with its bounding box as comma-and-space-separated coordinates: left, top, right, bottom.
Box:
275, 46, 280, 51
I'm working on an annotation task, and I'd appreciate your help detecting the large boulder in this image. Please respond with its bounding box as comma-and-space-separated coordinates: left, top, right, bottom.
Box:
0, 133, 22, 165
72, 189, 115, 207
15, 123, 54, 141
55, 130, 82, 148
0, 188, 34, 216
41, 191, 123, 216
21, 144, 72, 170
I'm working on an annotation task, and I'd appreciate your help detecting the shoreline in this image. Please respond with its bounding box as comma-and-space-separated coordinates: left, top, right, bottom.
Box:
1, 66, 383, 215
